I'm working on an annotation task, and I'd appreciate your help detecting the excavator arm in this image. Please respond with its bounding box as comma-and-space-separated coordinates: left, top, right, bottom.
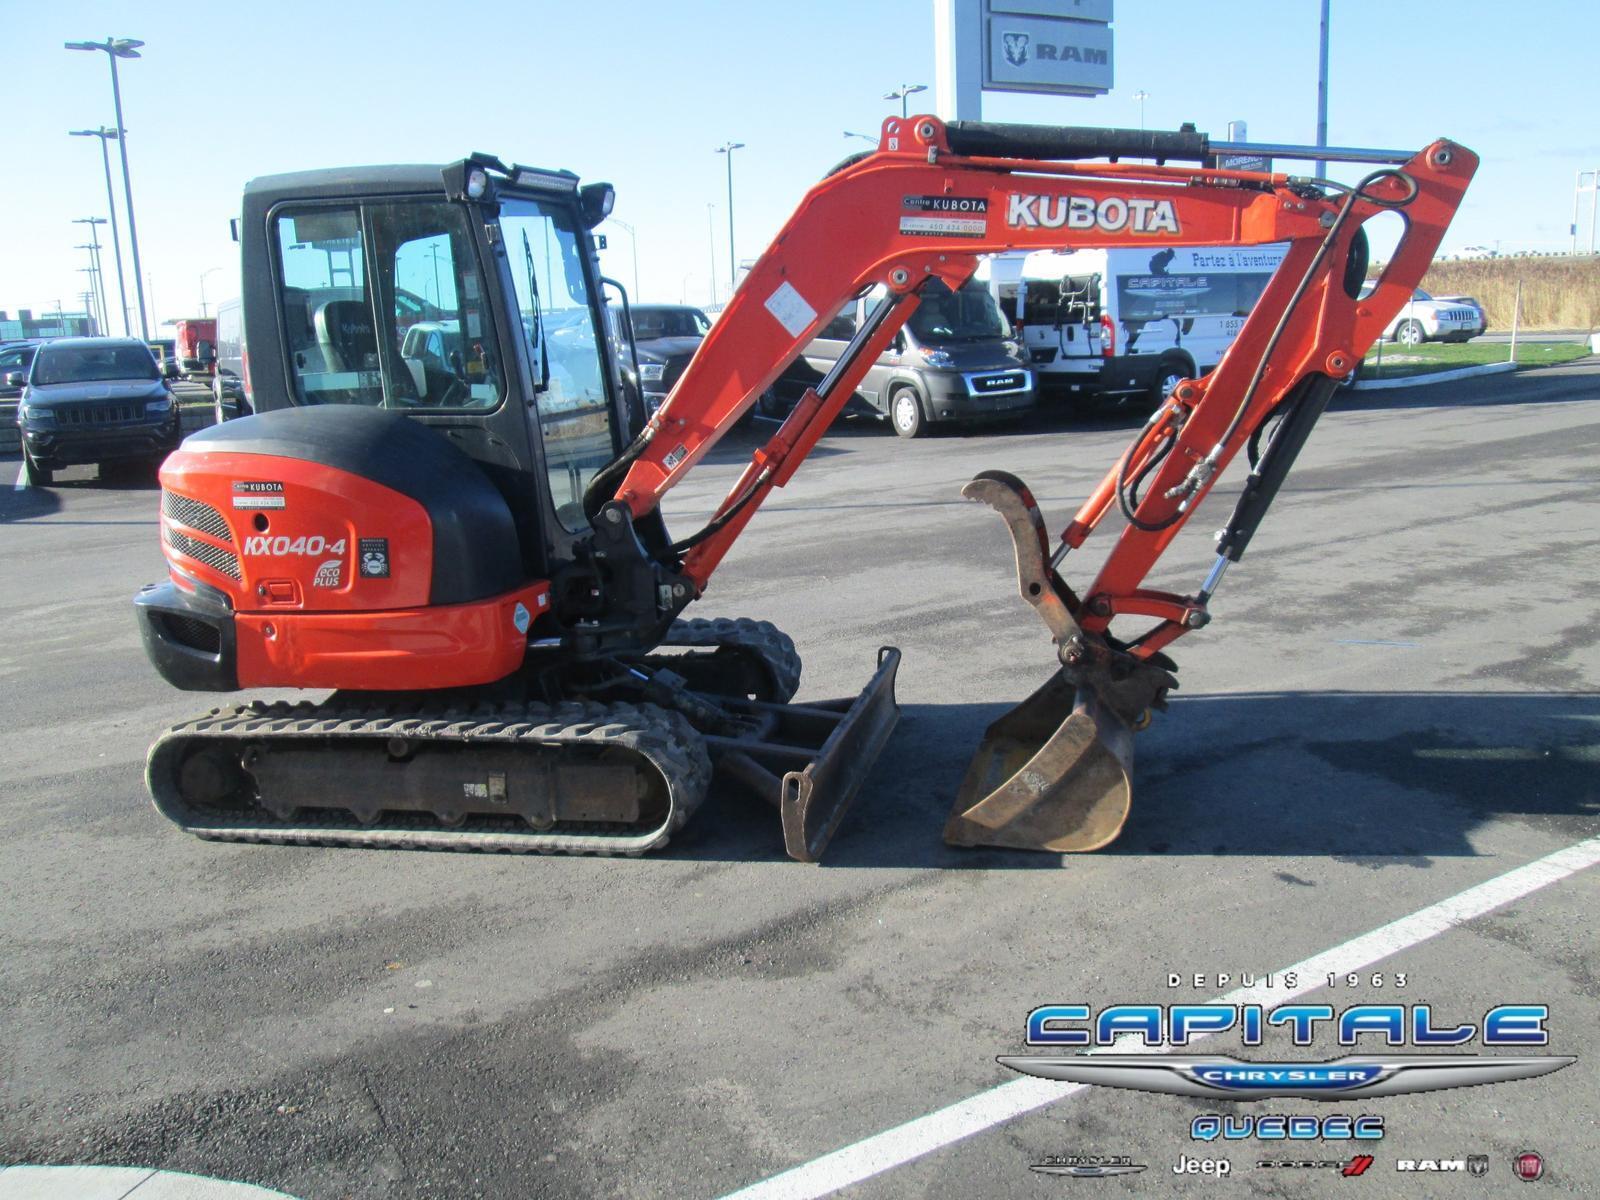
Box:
610, 115, 1475, 853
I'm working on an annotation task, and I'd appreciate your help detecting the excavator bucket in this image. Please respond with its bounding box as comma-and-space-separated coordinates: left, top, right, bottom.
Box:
946, 470, 1170, 854
943, 670, 1133, 852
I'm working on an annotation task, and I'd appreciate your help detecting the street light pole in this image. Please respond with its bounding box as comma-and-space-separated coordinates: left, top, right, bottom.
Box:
843, 130, 877, 144
69, 129, 129, 336
706, 203, 718, 307
1315, 0, 1330, 179
199, 267, 221, 318
883, 83, 928, 118
77, 254, 104, 333
73, 216, 110, 333
607, 218, 641, 300
1132, 90, 1150, 133
425, 243, 445, 311
67, 37, 149, 340
1574, 171, 1585, 256
715, 142, 743, 296
78, 269, 101, 334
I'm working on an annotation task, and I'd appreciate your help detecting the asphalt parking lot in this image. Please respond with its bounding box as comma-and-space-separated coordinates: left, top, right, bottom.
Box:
2, 361, 1597, 1198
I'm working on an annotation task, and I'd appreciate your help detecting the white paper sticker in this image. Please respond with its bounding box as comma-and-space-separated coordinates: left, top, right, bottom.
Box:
899, 215, 987, 238
764, 281, 817, 338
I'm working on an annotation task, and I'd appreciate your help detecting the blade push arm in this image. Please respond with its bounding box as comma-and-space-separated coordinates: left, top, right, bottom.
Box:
612, 117, 1476, 615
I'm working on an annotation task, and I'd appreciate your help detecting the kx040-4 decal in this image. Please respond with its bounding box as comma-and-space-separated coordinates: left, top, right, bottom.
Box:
244, 535, 348, 557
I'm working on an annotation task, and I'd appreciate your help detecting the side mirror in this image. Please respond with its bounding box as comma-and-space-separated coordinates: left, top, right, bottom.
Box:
198, 340, 215, 362
3, 372, 24, 388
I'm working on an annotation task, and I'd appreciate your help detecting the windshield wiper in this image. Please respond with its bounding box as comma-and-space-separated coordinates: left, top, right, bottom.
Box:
521, 229, 551, 391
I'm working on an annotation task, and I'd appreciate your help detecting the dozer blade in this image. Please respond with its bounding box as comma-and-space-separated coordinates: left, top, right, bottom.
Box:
709, 646, 901, 863
948, 469, 1172, 854
943, 669, 1133, 853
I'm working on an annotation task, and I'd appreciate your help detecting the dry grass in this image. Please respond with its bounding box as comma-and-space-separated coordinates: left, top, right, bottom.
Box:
1409, 256, 1600, 331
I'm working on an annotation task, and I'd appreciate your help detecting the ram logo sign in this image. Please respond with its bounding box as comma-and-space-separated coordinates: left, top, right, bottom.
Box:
984, 8, 1114, 97
1007, 194, 1180, 236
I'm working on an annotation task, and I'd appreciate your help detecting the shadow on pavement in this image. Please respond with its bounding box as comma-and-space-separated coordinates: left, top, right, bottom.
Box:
0, 477, 62, 523
0, 463, 159, 524
673, 690, 1600, 868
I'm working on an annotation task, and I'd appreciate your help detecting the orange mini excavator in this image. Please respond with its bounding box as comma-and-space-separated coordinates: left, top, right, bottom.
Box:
136, 118, 1474, 860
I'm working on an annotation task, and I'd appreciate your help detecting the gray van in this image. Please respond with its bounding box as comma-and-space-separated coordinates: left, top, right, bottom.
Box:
772, 277, 1033, 437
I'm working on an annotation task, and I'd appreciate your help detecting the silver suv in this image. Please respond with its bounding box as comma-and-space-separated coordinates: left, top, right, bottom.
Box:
1361, 284, 1486, 345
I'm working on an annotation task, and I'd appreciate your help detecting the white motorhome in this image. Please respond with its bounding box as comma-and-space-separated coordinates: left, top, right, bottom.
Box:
1015, 243, 1288, 409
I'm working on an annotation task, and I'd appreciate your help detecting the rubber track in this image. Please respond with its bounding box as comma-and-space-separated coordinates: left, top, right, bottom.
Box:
656, 617, 801, 702
147, 699, 711, 856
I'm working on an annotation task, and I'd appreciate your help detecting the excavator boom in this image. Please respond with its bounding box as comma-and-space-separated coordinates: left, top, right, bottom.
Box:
610, 115, 1475, 852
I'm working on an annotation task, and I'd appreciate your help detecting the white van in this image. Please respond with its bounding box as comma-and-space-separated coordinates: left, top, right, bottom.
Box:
1016, 243, 1288, 409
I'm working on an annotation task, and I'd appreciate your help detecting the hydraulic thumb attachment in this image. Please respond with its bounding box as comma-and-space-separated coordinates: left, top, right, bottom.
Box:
945, 473, 1176, 852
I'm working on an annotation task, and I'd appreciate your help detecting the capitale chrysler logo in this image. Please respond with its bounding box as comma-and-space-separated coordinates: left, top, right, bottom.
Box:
1002, 32, 1029, 66
997, 1054, 1574, 1101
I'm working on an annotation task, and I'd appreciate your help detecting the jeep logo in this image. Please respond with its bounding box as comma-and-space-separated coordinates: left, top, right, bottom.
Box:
1006, 194, 1180, 235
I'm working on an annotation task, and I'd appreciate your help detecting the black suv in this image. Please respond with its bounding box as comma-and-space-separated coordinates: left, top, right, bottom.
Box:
615, 304, 712, 414
12, 337, 181, 485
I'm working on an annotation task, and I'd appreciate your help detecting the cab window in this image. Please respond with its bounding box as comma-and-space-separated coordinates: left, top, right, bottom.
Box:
273, 202, 503, 411
495, 196, 614, 534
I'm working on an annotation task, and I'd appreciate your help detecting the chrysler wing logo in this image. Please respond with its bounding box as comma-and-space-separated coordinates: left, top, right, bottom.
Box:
1002, 32, 1029, 67
1030, 1163, 1146, 1178
998, 1054, 1574, 1101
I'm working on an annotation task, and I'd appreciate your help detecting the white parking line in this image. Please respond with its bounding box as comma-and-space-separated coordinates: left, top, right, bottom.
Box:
0, 1165, 299, 1198
716, 833, 1600, 1200
12, 462, 26, 491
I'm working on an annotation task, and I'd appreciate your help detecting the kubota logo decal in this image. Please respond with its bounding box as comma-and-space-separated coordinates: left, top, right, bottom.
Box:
1007, 194, 1180, 235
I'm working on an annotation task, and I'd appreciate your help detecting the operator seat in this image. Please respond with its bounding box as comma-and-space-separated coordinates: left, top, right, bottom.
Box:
315, 300, 379, 374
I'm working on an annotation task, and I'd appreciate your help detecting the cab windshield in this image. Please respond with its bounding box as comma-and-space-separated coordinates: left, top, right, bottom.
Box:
908, 279, 1010, 344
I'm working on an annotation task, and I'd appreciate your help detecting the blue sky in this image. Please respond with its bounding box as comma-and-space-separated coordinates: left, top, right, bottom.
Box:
2, 1, 1592, 327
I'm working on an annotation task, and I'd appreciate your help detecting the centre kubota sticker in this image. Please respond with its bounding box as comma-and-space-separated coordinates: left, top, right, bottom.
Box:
312, 559, 343, 588
231, 480, 285, 510
899, 194, 988, 238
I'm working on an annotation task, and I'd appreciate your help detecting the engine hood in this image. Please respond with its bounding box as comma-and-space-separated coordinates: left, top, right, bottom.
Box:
635, 336, 705, 362
26, 379, 169, 404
